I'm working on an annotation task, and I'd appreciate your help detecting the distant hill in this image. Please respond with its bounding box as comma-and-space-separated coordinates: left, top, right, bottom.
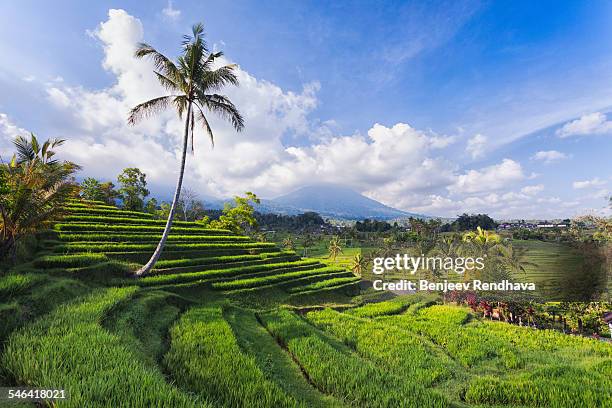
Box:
257, 184, 428, 220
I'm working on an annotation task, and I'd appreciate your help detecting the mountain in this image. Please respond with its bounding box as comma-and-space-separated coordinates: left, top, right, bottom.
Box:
260, 184, 428, 220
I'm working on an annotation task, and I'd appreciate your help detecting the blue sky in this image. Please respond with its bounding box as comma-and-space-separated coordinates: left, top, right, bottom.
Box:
0, 0, 611, 219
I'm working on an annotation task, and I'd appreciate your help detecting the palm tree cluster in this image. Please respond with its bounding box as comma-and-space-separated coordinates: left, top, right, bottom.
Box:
0, 134, 79, 259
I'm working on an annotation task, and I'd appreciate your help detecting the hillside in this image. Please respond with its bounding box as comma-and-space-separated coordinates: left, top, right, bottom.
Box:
0, 200, 610, 407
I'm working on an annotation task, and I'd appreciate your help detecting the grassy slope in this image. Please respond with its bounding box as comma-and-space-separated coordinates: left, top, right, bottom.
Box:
1, 203, 610, 407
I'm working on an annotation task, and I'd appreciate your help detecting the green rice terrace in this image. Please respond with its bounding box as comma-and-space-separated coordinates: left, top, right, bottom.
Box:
0, 200, 611, 407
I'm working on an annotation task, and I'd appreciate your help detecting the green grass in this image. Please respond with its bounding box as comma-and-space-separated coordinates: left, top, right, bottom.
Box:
57, 232, 250, 242
138, 259, 325, 287
2, 287, 206, 407
164, 305, 299, 407
259, 309, 449, 407
54, 241, 276, 253
346, 293, 436, 318
288, 276, 360, 293
306, 308, 455, 386
4, 202, 609, 407
61, 206, 155, 218
223, 306, 345, 407
33, 253, 109, 268
153, 251, 297, 269
212, 266, 344, 290
53, 223, 229, 234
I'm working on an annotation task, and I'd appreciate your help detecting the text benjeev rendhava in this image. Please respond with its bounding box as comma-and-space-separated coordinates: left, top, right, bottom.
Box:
373, 279, 536, 292
372, 254, 485, 275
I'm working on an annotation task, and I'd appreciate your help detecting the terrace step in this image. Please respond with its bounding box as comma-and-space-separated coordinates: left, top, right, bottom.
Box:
137, 260, 326, 287
212, 266, 345, 291
59, 215, 209, 227
53, 241, 277, 254
56, 233, 250, 243
62, 206, 154, 219
152, 255, 300, 275
104, 247, 282, 263
287, 275, 360, 294
53, 223, 231, 234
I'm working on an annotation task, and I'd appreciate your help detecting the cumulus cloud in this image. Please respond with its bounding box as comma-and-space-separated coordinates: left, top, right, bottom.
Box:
3, 8, 593, 219
531, 150, 569, 164
521, 184, 544, 195
465, 133, 486, 159
449, 159, 525, 194
162, 1, 181, 21
0, 113, 28, 156
556, 112, 612, 138
572, 178, 606, 189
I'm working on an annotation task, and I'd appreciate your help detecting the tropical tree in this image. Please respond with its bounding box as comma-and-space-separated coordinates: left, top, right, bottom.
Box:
0, 134, 79, 259
128, 23, 244, 275
282, 235, 296, 251
209, 192, 260, 234
99, 181, 119, 206
328, 236, 343, 261
117, 168, 149, 211
80, 177, 105, 202
462, 226, 501, 248
351, 253, 367, 277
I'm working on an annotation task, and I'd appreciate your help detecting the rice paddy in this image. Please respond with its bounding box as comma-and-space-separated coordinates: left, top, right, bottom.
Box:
0, 200, 609, 407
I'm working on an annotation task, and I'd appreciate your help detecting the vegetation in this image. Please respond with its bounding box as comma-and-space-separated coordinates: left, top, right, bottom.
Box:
127, 23, 244, 276
117, 168, 150, 212
0, 134, 79, 259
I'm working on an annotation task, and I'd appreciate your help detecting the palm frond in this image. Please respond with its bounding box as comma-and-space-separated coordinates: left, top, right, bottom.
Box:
194, 103, 215, 147
128, 96, 172, 125
199, 93, 245, 131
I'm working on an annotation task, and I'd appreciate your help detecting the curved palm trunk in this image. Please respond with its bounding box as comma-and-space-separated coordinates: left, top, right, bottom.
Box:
135, 102, 192, 276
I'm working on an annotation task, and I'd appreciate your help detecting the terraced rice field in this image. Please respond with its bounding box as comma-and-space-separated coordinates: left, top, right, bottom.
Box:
0, 200, 610, 407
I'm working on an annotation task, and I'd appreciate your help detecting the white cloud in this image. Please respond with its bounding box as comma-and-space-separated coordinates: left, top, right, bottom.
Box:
0, 113, 28, 157
556, 112, 612, 138
162, 1, 181, 21
521, 184, 544, 195
465, 133, 486, 159
572, 178, 606, 189
449, 159, 525, 194
531, 150, 569, 164
7, 8, 599, 220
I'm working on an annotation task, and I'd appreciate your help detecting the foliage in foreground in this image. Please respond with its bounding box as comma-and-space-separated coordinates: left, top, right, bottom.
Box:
2, 287, 206, 407
165, 305, 298, 407
259, 309, 449, 407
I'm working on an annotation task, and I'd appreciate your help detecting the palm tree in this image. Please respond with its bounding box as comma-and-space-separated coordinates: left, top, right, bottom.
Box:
128, 23, 244, 276
328, 236, 343, 262
462, 226, 501, 247
282, 235, 296, 251
1, 134, 79, 259
351, 253, 367, 278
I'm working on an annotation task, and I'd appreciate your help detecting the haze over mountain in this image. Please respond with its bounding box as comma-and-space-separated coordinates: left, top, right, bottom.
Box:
257, 184, 427, 220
